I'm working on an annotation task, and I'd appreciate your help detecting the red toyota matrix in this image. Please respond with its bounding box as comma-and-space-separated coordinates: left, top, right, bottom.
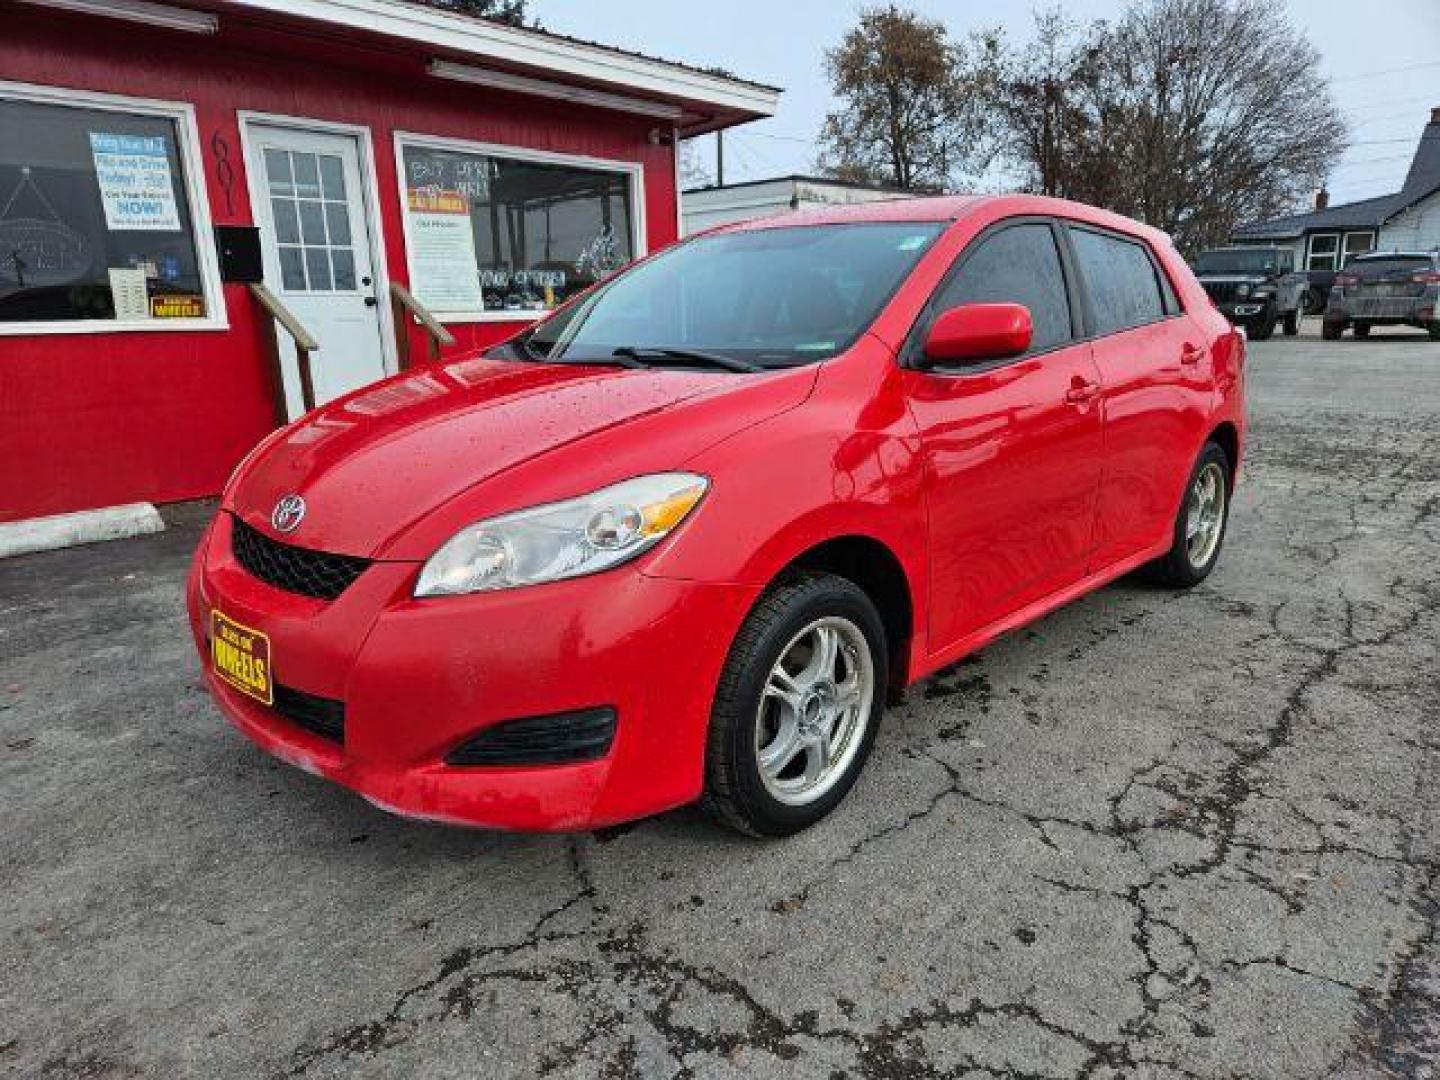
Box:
189, 195, 1245, 837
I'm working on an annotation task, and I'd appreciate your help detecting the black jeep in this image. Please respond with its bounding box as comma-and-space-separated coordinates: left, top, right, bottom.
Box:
1191, 246, 1305, 340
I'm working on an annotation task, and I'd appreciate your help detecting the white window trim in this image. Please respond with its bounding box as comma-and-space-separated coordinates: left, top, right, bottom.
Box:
393, 130, 646, 324
1306, 232, 1340, 271
0, 78, 227, 337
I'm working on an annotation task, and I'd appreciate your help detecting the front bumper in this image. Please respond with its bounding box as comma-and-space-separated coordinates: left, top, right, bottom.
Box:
187, 513, 760, 830
1216, 302, 1268, 323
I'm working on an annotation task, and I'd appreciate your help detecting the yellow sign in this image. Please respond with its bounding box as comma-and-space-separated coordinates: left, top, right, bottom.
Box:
407, 188, 469, 214
150, 294, 206, 319
211, 609, 273, 705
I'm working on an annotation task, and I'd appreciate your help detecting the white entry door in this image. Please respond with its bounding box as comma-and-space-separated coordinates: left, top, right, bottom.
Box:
248, 123, 387, 417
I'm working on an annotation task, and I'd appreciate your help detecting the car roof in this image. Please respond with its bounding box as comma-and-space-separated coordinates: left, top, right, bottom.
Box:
1351, 250, 1435, 260
703, 193, 1175, 247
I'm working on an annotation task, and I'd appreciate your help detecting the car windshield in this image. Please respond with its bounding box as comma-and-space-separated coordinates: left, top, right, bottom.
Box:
1191, 249, 1280, 276
1346, 255, 1430, 276
512, 222, 946, 369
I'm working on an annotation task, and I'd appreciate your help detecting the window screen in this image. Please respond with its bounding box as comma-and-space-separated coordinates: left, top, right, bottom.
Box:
1069, 228, 1166, 334
401, 143, 635, 316
934, 223, 1073, 353
0, 96, 209, 324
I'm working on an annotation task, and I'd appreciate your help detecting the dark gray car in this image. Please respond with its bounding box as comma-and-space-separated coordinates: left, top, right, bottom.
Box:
1323, 251, 1440, 340
1191, 246, 1305, 340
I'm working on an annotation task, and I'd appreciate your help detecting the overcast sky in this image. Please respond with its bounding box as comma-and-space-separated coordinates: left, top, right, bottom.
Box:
531, 0, 1440, 207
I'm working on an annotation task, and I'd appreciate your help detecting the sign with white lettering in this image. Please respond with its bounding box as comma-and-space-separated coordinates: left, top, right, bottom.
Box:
88, 133, 181, 232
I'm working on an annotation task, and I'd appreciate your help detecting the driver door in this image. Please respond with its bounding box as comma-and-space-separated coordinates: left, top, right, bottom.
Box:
902, 220, 1105, 654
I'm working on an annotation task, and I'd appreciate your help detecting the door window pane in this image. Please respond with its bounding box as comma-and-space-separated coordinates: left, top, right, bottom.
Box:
298, 200, 326, 245
318, 154, 345, 201
304, 246, 332, 291
278, 245, 306, 291
400, 142, 636, 315
0, 95, 210, 324
271, 199, 300, 244
291, 153, 321, 198
1069, 228, 1166, 334
936, 223, 1072, 352
324, 202, 350, 246
330, 248, 356, 290
264, 149, 292, 197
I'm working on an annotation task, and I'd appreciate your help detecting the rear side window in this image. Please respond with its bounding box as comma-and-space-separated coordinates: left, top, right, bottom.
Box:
1069, 227, 1167, 334
933, 223, 1073, 353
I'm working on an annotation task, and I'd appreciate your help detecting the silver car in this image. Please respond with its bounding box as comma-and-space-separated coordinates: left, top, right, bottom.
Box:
1323, 251, 1440, 341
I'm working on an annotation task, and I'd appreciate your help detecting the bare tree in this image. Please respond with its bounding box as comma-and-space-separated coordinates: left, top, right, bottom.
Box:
678, 140, 713, 190
993, 0, 1346, 252
817, 5, 1000, 191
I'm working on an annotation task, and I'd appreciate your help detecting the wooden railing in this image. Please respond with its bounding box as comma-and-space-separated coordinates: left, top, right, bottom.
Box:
249, 283, 319, 423
390, 281, 456, 369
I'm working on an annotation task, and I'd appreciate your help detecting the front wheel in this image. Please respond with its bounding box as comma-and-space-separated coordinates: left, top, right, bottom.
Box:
1147, 442, 1232, 588
1322, 319, 1344, 340
1248, 311, 1277, 341
701, 573, 887, 837
1282, 309, 1299, 336
1428, 321, 1440, 342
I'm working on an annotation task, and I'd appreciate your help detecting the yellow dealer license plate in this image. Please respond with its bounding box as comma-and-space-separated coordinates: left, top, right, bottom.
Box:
211, 610, 273, 705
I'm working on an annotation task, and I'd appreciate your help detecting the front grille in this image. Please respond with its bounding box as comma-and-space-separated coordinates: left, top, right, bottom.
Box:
1202, 282, 1244, 304
445, 708, 617, 767
272, 683, 345, 744
230, 516, 370, 601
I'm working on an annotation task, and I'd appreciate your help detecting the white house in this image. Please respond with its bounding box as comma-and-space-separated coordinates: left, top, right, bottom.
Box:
682, 175, 914, 236
1232, 107, 1440, 266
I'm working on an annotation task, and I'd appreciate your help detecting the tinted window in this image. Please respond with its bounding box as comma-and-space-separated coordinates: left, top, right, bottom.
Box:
523, 222, 944, 367
934, 223, 1072, 353
1070, 228, 1166, 334
1349, 255, 1430, 276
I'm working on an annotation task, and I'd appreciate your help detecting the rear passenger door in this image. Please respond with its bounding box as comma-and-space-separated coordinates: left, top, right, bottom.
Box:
1063, 224, 1211, 569
903, 219, 1105, 654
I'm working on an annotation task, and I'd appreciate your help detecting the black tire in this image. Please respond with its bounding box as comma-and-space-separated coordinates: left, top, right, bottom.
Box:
1354, 321, 1372, 339
1282, 309, 1299, 336
1429, 322, 1440, 342
1147, 442, 1232, 588
701, 572, 888, 838
1301, 288, 1322, 316
1322, 319, 1344, 341
1248, 313, 1276, 341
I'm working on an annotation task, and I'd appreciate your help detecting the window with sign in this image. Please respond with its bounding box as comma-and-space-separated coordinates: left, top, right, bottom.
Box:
0, 86, 220, 331
398, 138, 640, 319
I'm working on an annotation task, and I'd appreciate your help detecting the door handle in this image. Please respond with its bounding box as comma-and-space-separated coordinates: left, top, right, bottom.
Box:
1180, 343, 1205, 366
1064, 379, 1100, 405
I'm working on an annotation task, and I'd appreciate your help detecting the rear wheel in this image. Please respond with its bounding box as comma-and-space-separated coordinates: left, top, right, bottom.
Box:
1322, 319, 1345, 340
1147, 442, 1231, 588
701, 573, 887, 837
1354, 321, 1372, 338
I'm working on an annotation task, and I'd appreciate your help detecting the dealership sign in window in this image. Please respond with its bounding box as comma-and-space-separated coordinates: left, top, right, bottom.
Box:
0, 95, 211, 327
400, 142, 637, 317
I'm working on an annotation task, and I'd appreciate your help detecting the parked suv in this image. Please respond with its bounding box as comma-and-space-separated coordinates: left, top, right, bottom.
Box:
189, 195, 1246, 837
1323, 251, 1440, 340
1191, 245, 1304, 340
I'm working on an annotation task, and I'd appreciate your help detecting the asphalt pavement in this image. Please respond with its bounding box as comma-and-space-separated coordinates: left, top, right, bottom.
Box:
2, 319, 1437, 1079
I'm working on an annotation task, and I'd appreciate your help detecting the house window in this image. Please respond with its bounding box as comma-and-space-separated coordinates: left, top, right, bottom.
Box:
1307, 233, 1340, 271
397, 135, 643, 321
1342, 231, 1375, 266
0, 82, 222, 333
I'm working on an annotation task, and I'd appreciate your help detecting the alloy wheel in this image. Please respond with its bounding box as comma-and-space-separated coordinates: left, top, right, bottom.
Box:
1186, 462, 1227, 568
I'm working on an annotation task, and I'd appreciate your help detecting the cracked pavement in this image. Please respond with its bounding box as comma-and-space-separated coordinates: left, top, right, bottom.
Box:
2, 323, 1437, 1079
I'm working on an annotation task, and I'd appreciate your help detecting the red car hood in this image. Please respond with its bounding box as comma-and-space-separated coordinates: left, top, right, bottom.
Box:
227, 355, 810, 558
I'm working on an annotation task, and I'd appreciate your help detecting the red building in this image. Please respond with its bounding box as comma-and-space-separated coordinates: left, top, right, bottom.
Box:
0, 0, 777, 528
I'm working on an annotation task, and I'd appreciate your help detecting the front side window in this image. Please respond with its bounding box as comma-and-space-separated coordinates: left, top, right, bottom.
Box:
0, 93, 213, 328
932, 223, 1073, 353
522, 222, 944, 367
400, 140, 637, 319
1069, 227, 1166, 334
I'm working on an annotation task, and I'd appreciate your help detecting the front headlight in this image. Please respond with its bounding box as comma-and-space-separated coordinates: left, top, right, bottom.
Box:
414, 472, 709, 597
1235, 283, 1252, 298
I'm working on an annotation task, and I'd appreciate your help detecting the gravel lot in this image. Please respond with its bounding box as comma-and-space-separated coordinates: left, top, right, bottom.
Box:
2, 321, 1437, 1080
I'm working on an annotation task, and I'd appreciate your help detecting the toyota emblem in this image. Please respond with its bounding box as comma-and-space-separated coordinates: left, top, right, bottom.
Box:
271, 494, 307, 534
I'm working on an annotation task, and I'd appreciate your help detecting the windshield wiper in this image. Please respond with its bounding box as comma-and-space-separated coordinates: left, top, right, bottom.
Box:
613, 346, 763, 374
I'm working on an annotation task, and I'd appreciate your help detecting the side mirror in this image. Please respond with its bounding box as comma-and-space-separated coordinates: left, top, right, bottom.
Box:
921, 303, 1033, 366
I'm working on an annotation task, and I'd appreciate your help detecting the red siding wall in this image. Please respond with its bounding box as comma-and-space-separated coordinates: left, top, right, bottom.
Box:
0, 11, 679, 522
